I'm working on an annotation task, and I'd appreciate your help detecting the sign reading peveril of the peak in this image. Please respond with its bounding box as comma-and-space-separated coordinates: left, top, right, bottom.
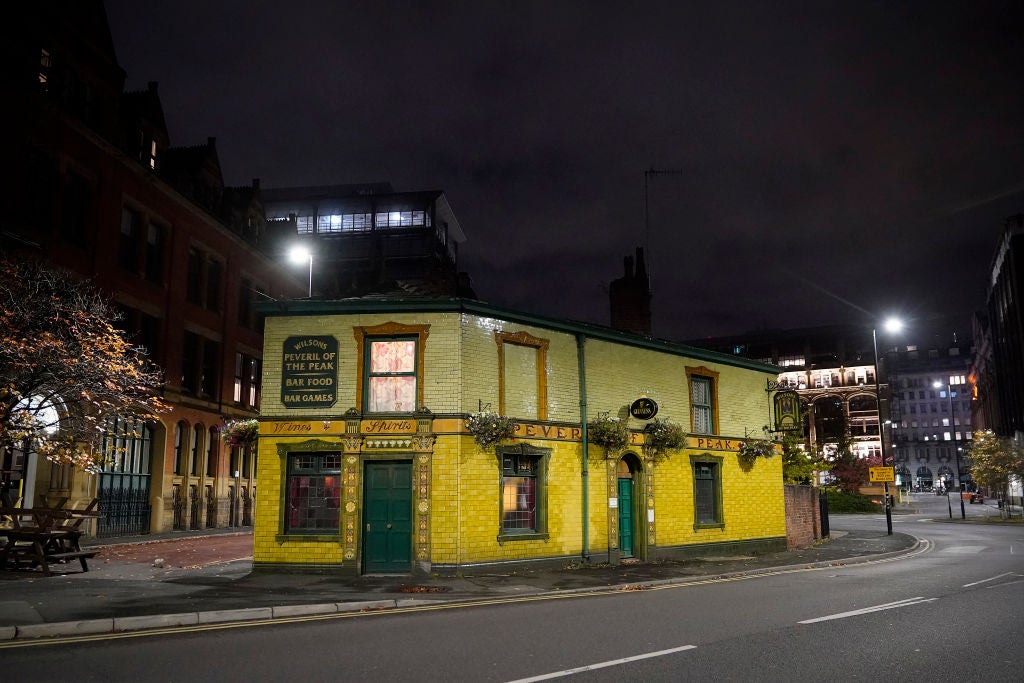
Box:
281, 335, 338, 408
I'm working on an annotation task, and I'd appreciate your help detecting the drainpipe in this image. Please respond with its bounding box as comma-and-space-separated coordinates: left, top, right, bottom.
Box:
576, 334, 590, 563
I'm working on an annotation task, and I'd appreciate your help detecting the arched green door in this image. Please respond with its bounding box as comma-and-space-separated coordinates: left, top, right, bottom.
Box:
618, 477, 634, 558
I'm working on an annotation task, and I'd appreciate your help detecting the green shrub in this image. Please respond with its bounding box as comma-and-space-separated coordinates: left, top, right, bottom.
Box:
825, 488, 877, 513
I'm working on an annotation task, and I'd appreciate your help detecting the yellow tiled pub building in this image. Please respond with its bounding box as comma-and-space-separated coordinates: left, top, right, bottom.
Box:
254, 299, 786, 574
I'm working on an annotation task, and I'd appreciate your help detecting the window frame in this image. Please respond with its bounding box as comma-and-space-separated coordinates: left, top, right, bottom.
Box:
497, 443, 549, 541
283, 451, 342, 535
686, 366, 720, 435
494, 330, 549, 420
353, 322, 430, 414
690, 454, 724, 530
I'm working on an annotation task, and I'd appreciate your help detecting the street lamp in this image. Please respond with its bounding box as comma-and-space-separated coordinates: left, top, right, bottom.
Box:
872, 316, 902, 536
934, 379, 966, 520
289, 245, 313, 297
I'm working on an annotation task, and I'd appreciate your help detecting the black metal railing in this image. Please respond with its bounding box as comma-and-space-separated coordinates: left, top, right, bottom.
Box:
97, 486, 152, 538
172, 485, 186, 530
206, 489, 217, 528
189, 486, 202, 530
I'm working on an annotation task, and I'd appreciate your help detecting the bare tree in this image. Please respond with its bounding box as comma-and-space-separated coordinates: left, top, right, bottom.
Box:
0, 256, 168, 475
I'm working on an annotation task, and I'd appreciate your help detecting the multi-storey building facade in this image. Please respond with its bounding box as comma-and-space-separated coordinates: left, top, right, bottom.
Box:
976, 214, 1024, 438
3, 1, 303, 535
687, 325, 890, 475
888, 346, 973, 491
262, 185, 474, 299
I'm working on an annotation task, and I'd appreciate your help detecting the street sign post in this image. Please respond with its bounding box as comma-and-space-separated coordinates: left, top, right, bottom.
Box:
869, 466, 895, 483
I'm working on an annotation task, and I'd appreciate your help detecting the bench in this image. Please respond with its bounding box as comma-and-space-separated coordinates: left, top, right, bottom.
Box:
1, 501, 102, 575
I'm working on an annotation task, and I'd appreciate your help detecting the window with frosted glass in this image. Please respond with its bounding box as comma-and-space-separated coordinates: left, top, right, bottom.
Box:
366, 338, 417, 412
692, 376, 714, 434
501, 454, 537, 532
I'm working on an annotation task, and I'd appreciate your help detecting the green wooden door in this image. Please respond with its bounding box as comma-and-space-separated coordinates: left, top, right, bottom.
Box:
363, 461, 413, 573
618, 477, 634, 558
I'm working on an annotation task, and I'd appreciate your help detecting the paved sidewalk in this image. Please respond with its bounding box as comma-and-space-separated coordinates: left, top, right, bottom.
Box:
0, 516, 926, 642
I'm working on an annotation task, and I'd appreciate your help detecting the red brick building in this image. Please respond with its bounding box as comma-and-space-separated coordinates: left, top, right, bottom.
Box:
3, 1, 303, 534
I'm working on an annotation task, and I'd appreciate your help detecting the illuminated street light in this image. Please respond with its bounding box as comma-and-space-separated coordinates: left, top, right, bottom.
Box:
289, 245, 313, 297
934, 379, 966, 520
872, 317, 902, 536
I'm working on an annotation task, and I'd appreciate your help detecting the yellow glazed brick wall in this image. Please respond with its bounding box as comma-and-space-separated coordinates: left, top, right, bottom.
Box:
653, 449, 786, 546
460, 315, 580, 421
253, 435, 347, 565
261, 312, 464, 418
430, 436, 586, 565
583, 339, 771, 440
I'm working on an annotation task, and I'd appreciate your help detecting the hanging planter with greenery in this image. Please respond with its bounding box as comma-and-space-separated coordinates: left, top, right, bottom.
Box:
466, 410, 518, 449
222, 419, 259, 449
643, 418, 686, 455
588, 412, 631, 451
737, 426, 779, 464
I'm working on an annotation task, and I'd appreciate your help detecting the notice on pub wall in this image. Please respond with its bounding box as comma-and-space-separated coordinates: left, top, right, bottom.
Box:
281, 335, 338, 408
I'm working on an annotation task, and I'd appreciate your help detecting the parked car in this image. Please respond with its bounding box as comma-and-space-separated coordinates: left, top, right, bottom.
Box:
970, 492, 984, 504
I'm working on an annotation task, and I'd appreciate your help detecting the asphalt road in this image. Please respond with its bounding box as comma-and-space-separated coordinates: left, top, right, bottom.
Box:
1, 496, 1021, 682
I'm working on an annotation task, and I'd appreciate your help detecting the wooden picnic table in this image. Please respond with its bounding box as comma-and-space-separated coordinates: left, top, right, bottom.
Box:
0, 501, 101, 575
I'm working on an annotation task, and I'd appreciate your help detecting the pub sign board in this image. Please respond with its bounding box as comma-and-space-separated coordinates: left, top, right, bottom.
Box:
281, 336, 338, 408
629, 397, 659, 420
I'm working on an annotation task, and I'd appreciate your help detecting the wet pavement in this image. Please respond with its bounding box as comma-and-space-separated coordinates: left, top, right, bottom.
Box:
0, 493, 1015, 640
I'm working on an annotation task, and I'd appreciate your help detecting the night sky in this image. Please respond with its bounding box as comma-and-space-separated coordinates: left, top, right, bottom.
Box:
103, 1, 1024, 345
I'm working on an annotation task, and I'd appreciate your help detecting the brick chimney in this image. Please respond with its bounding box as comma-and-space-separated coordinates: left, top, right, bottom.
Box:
609, 247, 652, 335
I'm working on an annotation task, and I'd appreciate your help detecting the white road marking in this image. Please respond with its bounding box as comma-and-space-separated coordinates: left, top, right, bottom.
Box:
799, 597, 937, 624
942, 546, 986, 554
504, 644, 698, 682
963, 572, 1016, 588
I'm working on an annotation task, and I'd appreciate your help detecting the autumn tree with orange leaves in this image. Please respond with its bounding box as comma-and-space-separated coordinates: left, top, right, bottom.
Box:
0, 257, 168, 476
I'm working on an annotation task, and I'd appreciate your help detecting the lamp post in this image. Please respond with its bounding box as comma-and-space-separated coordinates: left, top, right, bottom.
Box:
935, 379, 966, 520
289, 246, 313, 297
872, 317, 902, 536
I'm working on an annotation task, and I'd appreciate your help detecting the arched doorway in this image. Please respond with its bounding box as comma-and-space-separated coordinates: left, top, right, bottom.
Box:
916, 466, 933, 491
617, 454, 642, 559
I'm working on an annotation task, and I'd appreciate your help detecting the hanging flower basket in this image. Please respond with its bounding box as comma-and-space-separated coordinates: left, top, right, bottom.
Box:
643, 418, 686, 455
222, 419, 259, 449
466, 410, 517, 449
588, 412, 631, 451
737, 438, 776, 463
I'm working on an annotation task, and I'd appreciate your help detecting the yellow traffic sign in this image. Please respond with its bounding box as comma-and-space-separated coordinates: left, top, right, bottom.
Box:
869, 466, 895, 483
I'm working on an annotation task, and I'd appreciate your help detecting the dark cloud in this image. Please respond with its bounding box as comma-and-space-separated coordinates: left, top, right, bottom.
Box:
105, 0, 1024, 342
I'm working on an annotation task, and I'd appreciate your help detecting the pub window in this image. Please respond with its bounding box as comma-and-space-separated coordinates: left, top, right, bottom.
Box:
502, 453, 537, 532
365, 337, 418, 412
691, 455, 724, 529
689, 373, 716, 435
284, 452, 341, 534
498, 444, 549, 538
